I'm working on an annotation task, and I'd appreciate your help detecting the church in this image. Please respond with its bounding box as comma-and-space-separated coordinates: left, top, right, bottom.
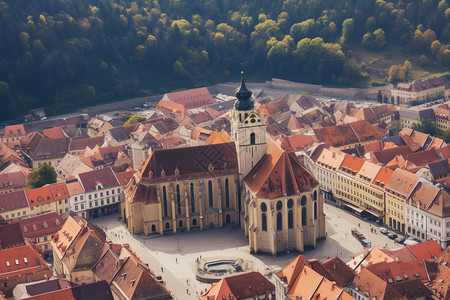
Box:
122, 77, 325, 255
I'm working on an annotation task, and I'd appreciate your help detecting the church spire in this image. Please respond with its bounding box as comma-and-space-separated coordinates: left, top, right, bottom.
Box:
234, 71, 254, 111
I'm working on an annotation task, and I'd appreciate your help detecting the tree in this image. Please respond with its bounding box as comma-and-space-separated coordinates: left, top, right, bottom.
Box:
411, 119, 437, 136
28, 163, 57, 189
124, 115, 146, 125
377, 90, 382, 103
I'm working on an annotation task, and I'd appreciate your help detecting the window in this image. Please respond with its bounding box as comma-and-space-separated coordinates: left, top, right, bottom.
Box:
208, 180, 213, 208
225, 179, 230, 208
95, 193, 98, 199
288, 210, 293, 229
100, 192, 103, 197
250, 133, 255, 145
301, 196, 307, 206
190, 183, 195, 213
277, 212, 282, 231
106, 191, 109, 196
80, 195, 83, 200
89, 195, 92, 200
276, 201, 282, 211
163, 186, 168, 217
165, 222, 170, 229
152, 225, 156, 232
112, 190, 115, 195
262, 213, 267, 231
176, 184, 181, 215
193, 218, 197, 226
75, 205, 78, 211
314, 202, 317, 220
302, 207, 307, 226
81, 204, 84, 209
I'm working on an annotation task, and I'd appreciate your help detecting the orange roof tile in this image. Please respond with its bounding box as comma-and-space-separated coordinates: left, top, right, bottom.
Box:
276, 255, 311, 287
164, 87, 216, 109
278, 134, 315, 152
407, 240, 443, 260
156, 100, 188, 116
315, 147, 346, 171
41, 127, 67, 139
385, 168, 420, 198
244, 139, 318, 198
52, 216, 83, 256
49, 182, 69, 201
66, 181, 84, 196
25, 186, 55, 207
371, 167, 394, 189
3, 124, 26, 138
0, 244, 51, 280
350, 268, 404, 300
205, 130, 233, 145
339, 154, 365, 175
257, 102, 281, 117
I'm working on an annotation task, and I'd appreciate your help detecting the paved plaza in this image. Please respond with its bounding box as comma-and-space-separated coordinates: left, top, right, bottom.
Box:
91, 203, 400, 299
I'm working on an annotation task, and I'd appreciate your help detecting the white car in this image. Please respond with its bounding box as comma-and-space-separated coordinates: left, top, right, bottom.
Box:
379, 228, 389, 234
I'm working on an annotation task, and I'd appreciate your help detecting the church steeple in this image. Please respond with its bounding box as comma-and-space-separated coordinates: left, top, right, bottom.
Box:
234, 72, 254, 111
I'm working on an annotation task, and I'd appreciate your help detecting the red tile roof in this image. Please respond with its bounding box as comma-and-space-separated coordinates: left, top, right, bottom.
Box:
351, 268, 404, 300
200, 272, 274, 300
385, 168, 420, 198
17, 212, 63, 239
41, 127, 67, 139
26, 186, 55, 207
244, 139, 318, 198
164, 87, 216, 109
278, 134, 315, 152
276, 255, 311, 288
0, 222, 24, 249
314, 123, 359, 147
49, 182, 69, 201
0, 190, 29, 213
407, 240, 443, 260
339, 155, 365, 175
0, 244, 52, 280
371, 167, 394, 189
77, 167, 120, 193
3, 124, 26, 138
257, 102, 281, 117
115, 170, 136, 186
406, 148, 439, 166
156, 100, 188, 116
66, 181, 84, 196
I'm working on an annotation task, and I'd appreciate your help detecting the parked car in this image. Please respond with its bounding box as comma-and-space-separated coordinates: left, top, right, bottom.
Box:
388, 233, 398, 239
379, 228, 389, 234
395, 236, 405, 244
403, 238, 419, 246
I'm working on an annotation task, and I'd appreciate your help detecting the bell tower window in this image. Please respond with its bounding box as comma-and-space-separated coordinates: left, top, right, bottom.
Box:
250, 133, 255, 145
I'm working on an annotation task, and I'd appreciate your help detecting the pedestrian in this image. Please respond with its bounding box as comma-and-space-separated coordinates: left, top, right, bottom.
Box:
161, 267, 163, 272
358, 223, 360, 228
176, 258, 178, 263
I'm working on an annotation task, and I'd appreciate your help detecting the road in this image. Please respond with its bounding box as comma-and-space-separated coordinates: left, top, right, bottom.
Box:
90, 203, 400, 299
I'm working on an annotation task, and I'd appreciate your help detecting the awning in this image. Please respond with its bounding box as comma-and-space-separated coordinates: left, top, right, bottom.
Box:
344, 203, 364, 214
363, 209, 384, 219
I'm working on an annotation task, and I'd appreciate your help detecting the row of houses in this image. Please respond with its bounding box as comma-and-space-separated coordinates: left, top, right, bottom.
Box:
303, 133, 450, 247
0, 167, 124, 222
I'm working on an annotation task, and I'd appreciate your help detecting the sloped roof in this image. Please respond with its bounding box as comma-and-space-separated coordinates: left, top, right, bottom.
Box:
407, 240, 443, 260
112, 256, 172, 300
371, 167, 394, 189
26, 186, 55, 207
354, 107, 379, 123
287, 266, 352, 300
321, 256, 356, 287
115, 170, 136, 186
138, 142, 238, 183
77, 167, 120, 193
278, 134, 315, 152
314, 123, 359, 147
156, 99, 188, 116
164, 87, 216, 109
0, 244, 52, 280
17, 212, 63, 239
394, 77, 446, 92
257, 102, 281, 117
3, 124, 26, 138
0, 222, 24, 249
293, 95, 320, 110
385, 168, 420, 198
408, 182, 440, 211
205, 130, 233, 145
52, 216, 83, 256
93, 249, 122, 284
371, 145, 413, 165
69, 136, 104, 152
201, 272, 274, 300
107, 127, 130, 142
244, 139, 318, 198
0, 190, 29, 214
315, 147, 346, 171
41, 127, 67, 139
406, 148, 439, 166
349, 120, 387, 142
350, 268, 404, 300
339, 154, 365, 176
50, 182, 69, 201
276, 255, 311, 288
189, 111, 212, 125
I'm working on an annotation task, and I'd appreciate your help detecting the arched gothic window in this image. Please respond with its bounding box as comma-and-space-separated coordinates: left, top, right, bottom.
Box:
163, 186, 168, 217
277, 212, 282, 231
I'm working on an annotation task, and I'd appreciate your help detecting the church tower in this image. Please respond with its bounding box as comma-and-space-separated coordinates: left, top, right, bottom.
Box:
231, 73, 267, 178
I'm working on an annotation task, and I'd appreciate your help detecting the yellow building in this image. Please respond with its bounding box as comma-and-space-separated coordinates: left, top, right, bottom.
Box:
391, 77, 446, 105
335, 155, 365, 208
384, 169, 420, 233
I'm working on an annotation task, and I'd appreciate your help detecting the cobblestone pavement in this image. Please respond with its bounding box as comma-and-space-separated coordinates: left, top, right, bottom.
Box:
90, 203, 401, 299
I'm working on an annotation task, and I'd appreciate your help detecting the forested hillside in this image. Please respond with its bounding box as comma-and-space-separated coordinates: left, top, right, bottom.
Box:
1, 0, 449, 120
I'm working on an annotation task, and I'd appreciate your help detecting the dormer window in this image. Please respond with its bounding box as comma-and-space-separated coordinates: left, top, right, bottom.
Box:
15, 259, 19, 265
174, 168, 180, 176
208, 163, 214, 172
5, 261, 10, 267
161, 170, 166, 177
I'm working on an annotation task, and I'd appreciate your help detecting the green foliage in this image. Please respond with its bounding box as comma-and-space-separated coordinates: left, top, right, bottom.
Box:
28, 163, 57, 189
412, 119, 437, 136
1, 0, 450, 121
124, 115, 146, 125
